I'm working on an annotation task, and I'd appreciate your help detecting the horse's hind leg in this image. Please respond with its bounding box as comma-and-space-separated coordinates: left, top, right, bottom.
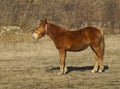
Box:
99, 53, 104, 72
91, 45, 104, 73
91, 52, 99, 73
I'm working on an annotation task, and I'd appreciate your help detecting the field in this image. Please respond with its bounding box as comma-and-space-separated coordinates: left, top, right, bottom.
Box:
0, 32, 120, 89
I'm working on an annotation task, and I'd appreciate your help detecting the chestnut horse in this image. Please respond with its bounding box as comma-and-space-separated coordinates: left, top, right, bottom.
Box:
32, 19, 105, 75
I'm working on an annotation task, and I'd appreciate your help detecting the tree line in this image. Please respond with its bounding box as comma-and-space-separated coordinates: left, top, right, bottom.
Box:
0, 0, 120, 34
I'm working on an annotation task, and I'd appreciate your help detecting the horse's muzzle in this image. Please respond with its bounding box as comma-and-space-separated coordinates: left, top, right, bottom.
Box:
32, 33, 38, 40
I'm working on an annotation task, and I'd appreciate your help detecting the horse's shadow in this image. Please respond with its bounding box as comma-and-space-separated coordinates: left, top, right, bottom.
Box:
51, 65, 109, 73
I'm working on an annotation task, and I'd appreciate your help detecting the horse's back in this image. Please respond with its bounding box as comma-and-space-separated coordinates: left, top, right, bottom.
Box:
82, 27, 102, 35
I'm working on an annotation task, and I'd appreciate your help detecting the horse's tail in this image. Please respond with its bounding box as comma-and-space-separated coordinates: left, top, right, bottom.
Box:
100, 30, 105, 56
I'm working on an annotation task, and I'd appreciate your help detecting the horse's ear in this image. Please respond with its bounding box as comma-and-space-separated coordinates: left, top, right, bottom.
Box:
44, 18, 47, 24
40, 18, 47, 24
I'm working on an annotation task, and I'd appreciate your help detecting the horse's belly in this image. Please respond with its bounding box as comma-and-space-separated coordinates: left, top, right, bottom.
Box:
66, 43, 89, 51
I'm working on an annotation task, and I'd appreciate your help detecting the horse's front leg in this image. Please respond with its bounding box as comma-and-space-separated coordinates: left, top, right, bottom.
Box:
58, 49, 67, 75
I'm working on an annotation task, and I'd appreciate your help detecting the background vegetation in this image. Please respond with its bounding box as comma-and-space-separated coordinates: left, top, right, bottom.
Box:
0, 1, 120, 88
0, 0, 120, 34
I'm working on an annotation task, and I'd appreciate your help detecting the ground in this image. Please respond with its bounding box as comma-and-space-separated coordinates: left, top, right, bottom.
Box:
0, 32, 120, 89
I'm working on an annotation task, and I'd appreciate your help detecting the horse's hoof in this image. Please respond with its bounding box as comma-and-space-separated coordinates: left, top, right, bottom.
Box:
58, 72, 63, 75
63, 72, 67, 75
98, 69, 103, 72
64, 68, 68, 74
91, 70, 97, 73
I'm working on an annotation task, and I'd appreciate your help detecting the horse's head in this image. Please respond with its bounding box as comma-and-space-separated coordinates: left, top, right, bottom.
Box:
32, 19, 47, 40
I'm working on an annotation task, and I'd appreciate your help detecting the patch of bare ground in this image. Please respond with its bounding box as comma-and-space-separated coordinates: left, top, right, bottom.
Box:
0, 33, 120, 89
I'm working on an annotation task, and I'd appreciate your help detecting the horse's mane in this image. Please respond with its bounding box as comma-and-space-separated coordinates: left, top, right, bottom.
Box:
48, 22, 81, 33
48, 23, 68, 32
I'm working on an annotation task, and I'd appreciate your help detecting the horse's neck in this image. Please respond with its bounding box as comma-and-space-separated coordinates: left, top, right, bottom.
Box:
47, 23, 65, 44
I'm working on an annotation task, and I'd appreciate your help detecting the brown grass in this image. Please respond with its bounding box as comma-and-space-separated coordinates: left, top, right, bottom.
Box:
0, 32, 120, 89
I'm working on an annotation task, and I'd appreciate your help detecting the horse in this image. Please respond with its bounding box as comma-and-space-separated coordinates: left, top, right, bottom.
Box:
32, 19, 105, 75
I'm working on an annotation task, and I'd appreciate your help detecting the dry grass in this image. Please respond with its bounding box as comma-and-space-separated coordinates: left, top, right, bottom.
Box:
0, 32, 120, 89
